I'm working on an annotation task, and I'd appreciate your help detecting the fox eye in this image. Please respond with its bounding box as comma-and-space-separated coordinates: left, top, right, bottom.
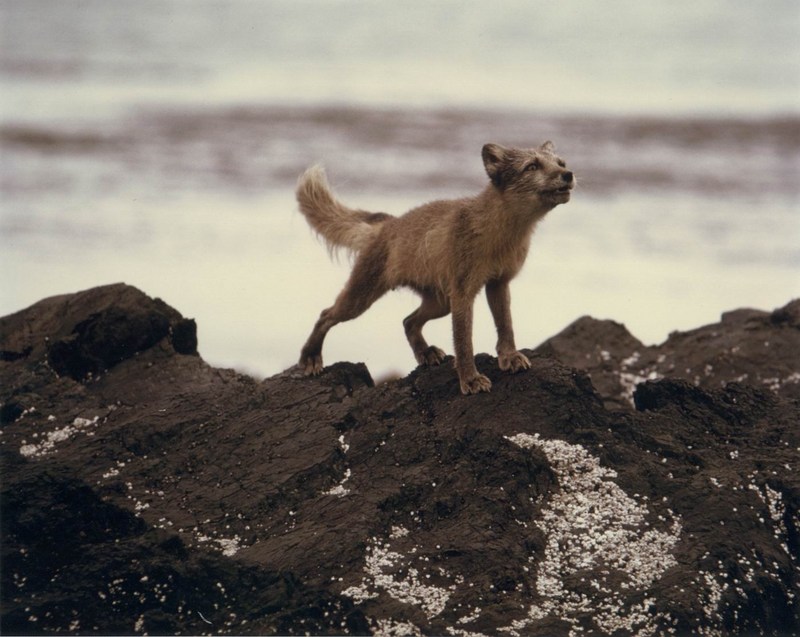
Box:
557, 160, 566, 168
525, 161, 540, 171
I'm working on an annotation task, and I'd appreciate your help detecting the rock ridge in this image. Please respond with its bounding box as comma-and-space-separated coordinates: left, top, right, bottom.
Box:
1, 284, 798, 635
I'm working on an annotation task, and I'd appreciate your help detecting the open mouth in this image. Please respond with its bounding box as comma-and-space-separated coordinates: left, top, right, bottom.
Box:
544, 185, 573, 196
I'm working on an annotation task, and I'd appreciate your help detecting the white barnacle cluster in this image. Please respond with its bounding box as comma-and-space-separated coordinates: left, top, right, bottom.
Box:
616, 352, 662, 406
197, 535, 242, 557
323, 468, 352, 497
503, 433, 683, 636
342, 434, 686, 636
344, 434, 684, 636
322, 434, 352, 497
19, 416, 100, 458
748, 482, 792, 556
685, 468, 797, 633
372, 617, 423, 637
761, 371, 800, 393
188, 511, 252, 557
341, 526, 463, 623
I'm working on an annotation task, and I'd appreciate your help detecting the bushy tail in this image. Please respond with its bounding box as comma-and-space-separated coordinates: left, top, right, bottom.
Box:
296, 165, 391, 257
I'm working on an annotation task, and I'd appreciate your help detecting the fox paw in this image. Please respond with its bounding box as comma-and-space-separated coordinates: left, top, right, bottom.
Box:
417, 346, 447, 366
499, 350, 531, 373
300, 354, 324, 376
459, 372, 492, 395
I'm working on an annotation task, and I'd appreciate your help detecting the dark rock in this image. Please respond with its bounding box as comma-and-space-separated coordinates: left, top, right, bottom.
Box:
537, 298, 800, 408
0, 283, 197, 382
0, 453, 367, 636
0, 401, 25, 425
1, 285, 798, 636
171, 317, 199, 355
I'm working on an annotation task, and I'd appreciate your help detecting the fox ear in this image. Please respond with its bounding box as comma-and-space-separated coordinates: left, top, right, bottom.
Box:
482, 143, 510, 186
540, 140, 556, 153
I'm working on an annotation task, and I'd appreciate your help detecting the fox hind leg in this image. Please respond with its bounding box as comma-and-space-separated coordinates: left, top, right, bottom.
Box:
299, 251, 388, 376
403, 289, 450, 366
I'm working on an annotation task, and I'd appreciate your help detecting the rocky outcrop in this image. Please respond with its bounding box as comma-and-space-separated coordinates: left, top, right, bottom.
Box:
536, 303, 800, 410
1, 284, 798, 635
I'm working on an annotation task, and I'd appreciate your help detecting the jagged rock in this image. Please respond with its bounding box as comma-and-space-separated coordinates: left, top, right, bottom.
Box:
1, 285, 798, 636
0, 283, 197, 383
537, 299, 800, 409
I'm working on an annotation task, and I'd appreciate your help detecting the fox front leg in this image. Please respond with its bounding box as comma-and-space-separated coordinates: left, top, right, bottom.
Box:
485, 279, 531, 373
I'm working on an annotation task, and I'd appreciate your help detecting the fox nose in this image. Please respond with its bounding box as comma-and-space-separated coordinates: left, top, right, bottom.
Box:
562, 171, 574, 183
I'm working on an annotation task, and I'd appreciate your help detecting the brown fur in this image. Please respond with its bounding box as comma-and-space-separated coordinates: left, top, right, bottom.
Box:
296, 142, 575, 394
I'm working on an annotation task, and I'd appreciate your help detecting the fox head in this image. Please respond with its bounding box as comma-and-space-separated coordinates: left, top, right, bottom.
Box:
482, 142, 575, 206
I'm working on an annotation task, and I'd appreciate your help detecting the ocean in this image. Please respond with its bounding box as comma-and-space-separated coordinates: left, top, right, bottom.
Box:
1, 0, 798, 380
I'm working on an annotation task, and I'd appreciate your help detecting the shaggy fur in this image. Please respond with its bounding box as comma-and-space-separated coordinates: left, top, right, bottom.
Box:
296, 142, 575, 394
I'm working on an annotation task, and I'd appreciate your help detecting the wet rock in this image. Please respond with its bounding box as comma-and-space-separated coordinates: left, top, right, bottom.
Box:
1, 286, 798, 635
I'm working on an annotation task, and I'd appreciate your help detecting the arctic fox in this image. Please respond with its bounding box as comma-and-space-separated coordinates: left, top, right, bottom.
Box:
296, 142, 575, 395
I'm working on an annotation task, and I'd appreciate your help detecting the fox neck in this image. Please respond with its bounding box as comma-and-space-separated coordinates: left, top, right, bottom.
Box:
479, 185, 552, 233
462, 189, 542, 273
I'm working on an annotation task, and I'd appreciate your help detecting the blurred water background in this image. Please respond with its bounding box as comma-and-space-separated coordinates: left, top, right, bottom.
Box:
1, 0, 798, 380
